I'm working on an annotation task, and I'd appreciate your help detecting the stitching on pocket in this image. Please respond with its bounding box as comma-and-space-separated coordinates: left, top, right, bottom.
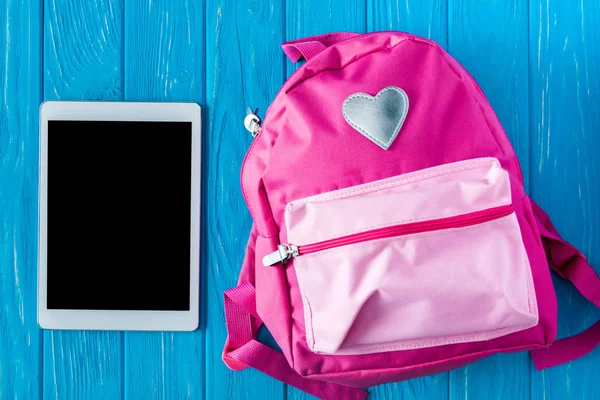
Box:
327, 321, 538, 355
287, 158, 499, 207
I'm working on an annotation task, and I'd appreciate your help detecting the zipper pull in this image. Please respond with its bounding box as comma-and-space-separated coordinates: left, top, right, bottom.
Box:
262, 244, 299, 267
244, 107, 262, 137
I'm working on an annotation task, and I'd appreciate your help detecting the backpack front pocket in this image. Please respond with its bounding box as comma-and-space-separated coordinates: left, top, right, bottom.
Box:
266, 158, 538, 355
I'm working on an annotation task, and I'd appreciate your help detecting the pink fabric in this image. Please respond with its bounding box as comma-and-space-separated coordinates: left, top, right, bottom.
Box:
286, 158, 537, 355
528, 200, 600, 369
286, 157, 510, 245
223, 283, 369, 400
282, 32, 360, 62
232, 31, 560, 390
297, 213, 538, 354
278, 195, 555, 387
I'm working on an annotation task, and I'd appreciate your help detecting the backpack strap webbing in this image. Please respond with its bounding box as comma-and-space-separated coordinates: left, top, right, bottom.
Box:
222, 282, 369, 400
529, 200, 600, 369
282, 32, 360, 62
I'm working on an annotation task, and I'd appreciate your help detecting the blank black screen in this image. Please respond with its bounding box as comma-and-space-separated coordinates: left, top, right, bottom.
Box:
47, 120, 192, 311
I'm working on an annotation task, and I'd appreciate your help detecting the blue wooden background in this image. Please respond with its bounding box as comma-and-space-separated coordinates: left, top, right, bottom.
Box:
1, 0, 599, 398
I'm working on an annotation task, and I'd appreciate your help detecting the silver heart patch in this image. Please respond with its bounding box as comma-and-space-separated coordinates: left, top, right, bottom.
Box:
342, 86, 409, 150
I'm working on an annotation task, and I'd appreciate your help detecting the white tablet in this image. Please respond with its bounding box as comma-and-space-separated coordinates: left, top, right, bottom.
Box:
38, 101, 201, 331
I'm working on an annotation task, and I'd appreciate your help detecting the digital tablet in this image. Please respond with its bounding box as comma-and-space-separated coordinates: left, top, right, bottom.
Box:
38, 101, 201, 331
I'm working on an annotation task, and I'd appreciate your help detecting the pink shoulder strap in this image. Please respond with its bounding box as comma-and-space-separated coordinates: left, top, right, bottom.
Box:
222, 282, 369, 400
282, 32, 360, 62
529, 199, 600, 369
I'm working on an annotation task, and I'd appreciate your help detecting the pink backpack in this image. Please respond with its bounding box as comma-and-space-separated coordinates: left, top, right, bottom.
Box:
222, 31, 600, 399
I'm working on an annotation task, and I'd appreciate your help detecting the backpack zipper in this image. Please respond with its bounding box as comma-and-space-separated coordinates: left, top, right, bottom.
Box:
244, 107, 262, 137
263, 204, 514, 267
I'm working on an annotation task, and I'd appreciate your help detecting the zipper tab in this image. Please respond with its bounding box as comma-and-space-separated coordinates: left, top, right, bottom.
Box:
244, 107, 262, 137
262, 244, 299, 267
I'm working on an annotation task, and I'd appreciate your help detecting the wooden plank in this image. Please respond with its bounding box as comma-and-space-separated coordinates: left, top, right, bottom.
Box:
204, 1, 286, 399
284, 1, 365, 399
122, 1, 205, 398
447, 1, 532, 399
42, 0, 124, 398
529, 1, 600, 399
367, 0, 447, 44
44, 331, 123, 399
285, 0, 367, 75
0, 0, 42, 398
44, 0, 123, 101
448, 0, 530, 189
366, 2, 449, 399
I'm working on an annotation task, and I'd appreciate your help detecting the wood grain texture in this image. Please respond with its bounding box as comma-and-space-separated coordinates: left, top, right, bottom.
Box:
43, 331, 122, 399
449, 0, 530, 190
367, 0, 447, 44
0, 0, 42, 397
448, 1, 532, 399
44, 0, 122, 100
364, 2, 449, 399
1, 1, 600, 399
285, 0, 367, 75
529, 1, 600, 399
42, 0, 124, 398
204, 0, 285, 399
122, 1, 205, 399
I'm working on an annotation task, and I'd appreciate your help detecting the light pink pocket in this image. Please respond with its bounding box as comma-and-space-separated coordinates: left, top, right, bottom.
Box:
283, 158, 538, 355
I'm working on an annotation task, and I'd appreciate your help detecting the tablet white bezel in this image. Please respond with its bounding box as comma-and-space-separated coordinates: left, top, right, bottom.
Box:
38, 101, 201, 331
